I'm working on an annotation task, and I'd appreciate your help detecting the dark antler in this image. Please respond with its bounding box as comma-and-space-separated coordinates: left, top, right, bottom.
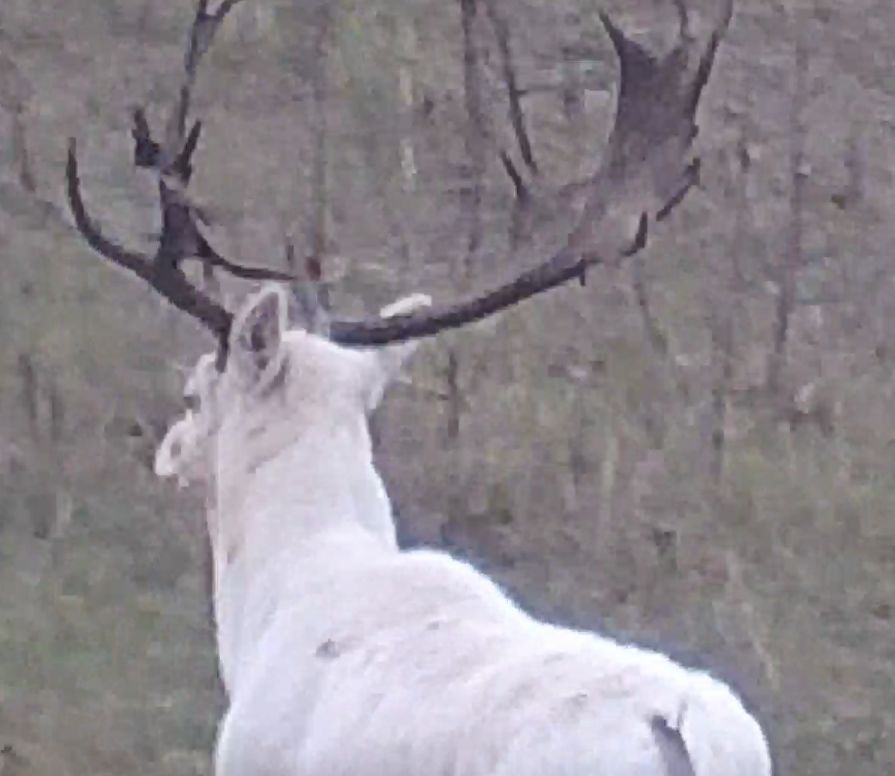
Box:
68, 0, 732, 355
66, 0, 291, 352
325, 0, 734, 346
66, 138, 232, 341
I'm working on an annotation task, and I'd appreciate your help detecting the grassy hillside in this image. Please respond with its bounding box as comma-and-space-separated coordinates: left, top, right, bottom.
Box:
1, 1, 894, 773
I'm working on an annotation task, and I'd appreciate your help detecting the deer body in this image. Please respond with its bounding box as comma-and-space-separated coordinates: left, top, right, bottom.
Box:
215, 540, 768, 776
75, 1, 769, 771
156, 287, 771, 776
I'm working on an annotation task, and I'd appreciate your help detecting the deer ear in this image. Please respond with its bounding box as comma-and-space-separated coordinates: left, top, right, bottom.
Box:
229, 284, 289, 391
362, 293, 432, 410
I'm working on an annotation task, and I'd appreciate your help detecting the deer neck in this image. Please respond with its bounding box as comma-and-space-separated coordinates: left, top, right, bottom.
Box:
207, 424, 398, 691
219, 421, 396, 550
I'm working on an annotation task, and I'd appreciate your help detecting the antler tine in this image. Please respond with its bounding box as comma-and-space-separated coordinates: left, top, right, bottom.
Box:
66, 138, 152, 278
170, 0, 244, 161
67, 0, 294, 364
326, 0, 734, 346
138, 0, 292, 287
65, 138, 233, 343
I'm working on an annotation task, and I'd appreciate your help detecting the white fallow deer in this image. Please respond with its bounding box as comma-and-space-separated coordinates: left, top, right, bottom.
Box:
66, 0, 771, 773
151, 283, 770, 776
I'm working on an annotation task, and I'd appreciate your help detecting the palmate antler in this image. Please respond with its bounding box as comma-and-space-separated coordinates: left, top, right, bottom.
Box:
67, 0, 734, 361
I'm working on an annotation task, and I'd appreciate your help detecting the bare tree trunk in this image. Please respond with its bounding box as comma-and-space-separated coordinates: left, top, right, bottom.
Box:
482, 0, 537, 175
501, 150, 531, 249
459, 0, 486, 269
836, 122, 863, 209
0, 51, 35, 192
48, 378, 64, 445
16, 352, 39, 439
396, 17, 418, 194
564, 398, 590, 514
767, 38, 807, 398
445, 348, 461, 442
308, 3, 332, 274
444, 347, 464, 537
596, 428, 619, 542
631, 253, 687, 404
560, 42, 584, 125
709, 310, 734, 487
451, 0, 485, 512
389, 14, 419, 274
708, 127, 750, 489
9, 106, 35, 193
15, 353, 72, 546
45, 373, 72, 552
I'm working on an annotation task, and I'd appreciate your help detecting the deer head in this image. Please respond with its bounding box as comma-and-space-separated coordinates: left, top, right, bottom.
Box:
154, 286, 430, 555
155, 286, 431, 480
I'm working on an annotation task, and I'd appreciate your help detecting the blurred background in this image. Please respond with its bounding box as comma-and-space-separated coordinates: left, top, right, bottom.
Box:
0, 0, 893, 773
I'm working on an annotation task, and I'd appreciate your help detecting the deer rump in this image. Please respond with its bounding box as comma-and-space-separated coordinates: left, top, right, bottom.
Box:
215, 542, 769, 776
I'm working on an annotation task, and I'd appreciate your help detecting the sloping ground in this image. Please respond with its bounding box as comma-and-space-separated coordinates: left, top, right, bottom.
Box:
1, 1, 894, 774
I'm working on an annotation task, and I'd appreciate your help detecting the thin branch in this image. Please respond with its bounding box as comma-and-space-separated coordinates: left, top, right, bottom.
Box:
673, 0, 692, 42
631, 254, 670, 359
459, 0, 487, 264
631, 253, 690, 401
767, 32, 806, 396
499, 149, 529, 202
482, 0, 538, 175
9, 106, 36, 193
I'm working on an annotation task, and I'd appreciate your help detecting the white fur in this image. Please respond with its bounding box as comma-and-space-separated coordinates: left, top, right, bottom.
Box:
155, 285, 772, 776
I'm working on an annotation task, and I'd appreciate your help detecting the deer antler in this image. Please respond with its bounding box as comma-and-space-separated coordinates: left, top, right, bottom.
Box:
65, 138, 232, 341
67, 0, 733, 357
66, 0, 291, 353
326, 0, 733, 345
